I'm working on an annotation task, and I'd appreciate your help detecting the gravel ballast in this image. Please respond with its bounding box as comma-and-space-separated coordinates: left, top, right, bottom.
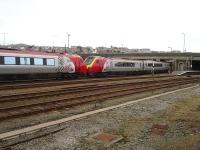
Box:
4, 85, 200, 150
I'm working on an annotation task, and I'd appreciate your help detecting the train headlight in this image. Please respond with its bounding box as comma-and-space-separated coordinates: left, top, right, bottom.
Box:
87, 66, 91, 71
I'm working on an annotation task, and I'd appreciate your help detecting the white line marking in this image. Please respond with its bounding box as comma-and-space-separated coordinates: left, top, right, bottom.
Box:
0, 84, 199, 140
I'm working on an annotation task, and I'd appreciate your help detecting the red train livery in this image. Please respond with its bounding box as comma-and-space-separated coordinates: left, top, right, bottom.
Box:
84, 56, 170, 77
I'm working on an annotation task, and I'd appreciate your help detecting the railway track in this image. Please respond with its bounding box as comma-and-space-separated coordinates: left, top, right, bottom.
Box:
0, 74, 171, 86
0, 77, 195, 103
0, 76, 199, 121
0, 74, 174, 91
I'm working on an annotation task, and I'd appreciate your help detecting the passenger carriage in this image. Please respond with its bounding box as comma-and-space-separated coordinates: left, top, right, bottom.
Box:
84, 56, 170, 77
0, 49, 86, 80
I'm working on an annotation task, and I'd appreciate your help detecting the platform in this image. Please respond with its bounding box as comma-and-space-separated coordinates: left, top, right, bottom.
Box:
172, 70, 200, 76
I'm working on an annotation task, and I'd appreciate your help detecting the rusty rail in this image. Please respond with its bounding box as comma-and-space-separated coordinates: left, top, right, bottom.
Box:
0, 77, 199, 120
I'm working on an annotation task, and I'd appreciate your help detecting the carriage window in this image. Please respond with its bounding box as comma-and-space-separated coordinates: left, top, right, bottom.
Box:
123, 63, 127, 67
34, 58, 43, 65
47, 58, 55, 66
154, 64, 162, 67
4, 56, 16, 65
115, 62, 135, 67
20, 57, 30, 65
115, 62, 123, 67
130, 63, 135, 67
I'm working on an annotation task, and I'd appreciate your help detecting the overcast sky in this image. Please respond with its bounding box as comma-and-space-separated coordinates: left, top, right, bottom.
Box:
0, 0, 200, 52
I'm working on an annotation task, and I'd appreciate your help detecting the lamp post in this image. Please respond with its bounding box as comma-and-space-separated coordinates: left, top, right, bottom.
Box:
51, 35, 56, 52
52, 40, 54, 52
181, 32, 186, 52
67, 33, 70, 48
168, 47, 172, 52
151, 59, 155, 94
0, 33, 8, 45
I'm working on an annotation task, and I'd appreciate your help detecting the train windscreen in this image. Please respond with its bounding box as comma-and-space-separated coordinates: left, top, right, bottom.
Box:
84, 56, 95, 65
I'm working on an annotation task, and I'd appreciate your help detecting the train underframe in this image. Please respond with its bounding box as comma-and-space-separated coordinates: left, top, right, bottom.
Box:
88, 70, 169, 77
0, 73, 83, 81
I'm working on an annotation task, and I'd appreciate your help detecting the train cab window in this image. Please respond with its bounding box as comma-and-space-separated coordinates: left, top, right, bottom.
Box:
84, 56, 95, 65
47, 58, 55, 66
4, 56, 16, 65
20, 57, 30, 65
34, 58, 43, 65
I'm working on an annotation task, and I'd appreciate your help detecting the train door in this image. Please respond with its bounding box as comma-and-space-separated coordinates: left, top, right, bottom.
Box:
110, 60, 114, 71
58, 56, 74, 73
142, 61, 145, 71
63, 57, 69, 72
97, 59, 102, 71
95, 59, 102, 73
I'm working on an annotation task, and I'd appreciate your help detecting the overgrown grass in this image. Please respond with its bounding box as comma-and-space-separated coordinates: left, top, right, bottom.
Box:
116, 95, 200, 149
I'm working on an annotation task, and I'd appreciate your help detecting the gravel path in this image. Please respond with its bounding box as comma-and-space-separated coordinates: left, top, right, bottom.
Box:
9, 84, 200, 150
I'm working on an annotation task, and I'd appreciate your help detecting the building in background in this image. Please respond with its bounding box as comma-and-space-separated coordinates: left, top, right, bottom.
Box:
1, 44, 153, 54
